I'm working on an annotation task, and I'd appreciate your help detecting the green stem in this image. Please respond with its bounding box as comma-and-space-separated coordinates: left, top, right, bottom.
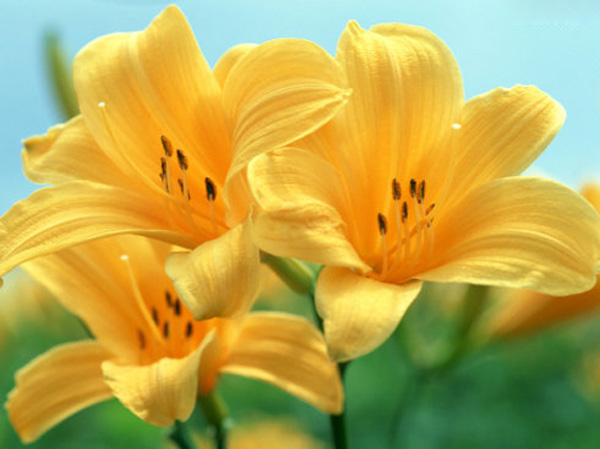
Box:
44, 31, 79, 119
260, 252, 315, 296
168, 420, 197, 449
199, 390, 230, 449
330, 362, 349, 449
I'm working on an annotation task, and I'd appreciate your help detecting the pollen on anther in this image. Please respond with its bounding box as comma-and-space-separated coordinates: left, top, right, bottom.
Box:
185, 321, 193, 339
176, 149, 188, 170
161, 135, 173, 157
151, 307, 159, 326
401, 202, 408, 222
409, 179, 417, 198
392, 178, 401, 200
377, 213, 388, 236
163, 322, 170, 339
165, 291, 173, 308
174, 298, 182, 316
417, 180, 426, 204
205, 177, 216, 201
425, 203, 436, 215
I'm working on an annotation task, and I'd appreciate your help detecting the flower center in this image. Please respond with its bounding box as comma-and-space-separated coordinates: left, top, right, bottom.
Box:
158, 135, 219, 236
375, 177, 436, 279
121, 253, 205, 365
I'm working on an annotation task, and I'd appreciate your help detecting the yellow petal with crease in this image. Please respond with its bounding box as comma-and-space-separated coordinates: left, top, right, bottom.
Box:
6, 341, 113, 443
222, 312, 343, 414
22, 115, 130, 187
0, 181, 197, 278
447, 85, 566, 206
165, 217, 260, 320
74, 5, 229, 184
249, 148, 368, 272
223, 38, 349, 223
102, 332, 212, 427
316, 267, 422, 362
213, 44, 258, 88
421, 177, 600, 295
22, 238, 152, 360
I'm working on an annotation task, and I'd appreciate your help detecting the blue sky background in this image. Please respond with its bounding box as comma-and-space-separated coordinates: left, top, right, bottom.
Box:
1, 0, 599, 214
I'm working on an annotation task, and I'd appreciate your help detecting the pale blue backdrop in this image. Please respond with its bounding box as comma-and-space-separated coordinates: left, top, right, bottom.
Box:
1, 0, 599, 214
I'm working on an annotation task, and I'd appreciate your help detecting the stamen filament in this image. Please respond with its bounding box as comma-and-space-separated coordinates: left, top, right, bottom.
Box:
120, 255, 165, 349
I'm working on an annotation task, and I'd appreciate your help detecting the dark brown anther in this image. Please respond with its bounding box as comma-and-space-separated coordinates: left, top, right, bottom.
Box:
163, 322, 170, 339
160, 158, 167, 177
409, 179, 417, 198
185, 321, 193, 339
176, 149, 188, 170
165, 291, 173, 308
205, 177, 216, 201
401, 201, 408, 222
161, 135, 173, 157
177, 179, 184, 194
151, 307, 159, 326
174, 298, 182, 316
425, 203, 436, 215
138, 329, 146, 349
392, 178, 401, 200
417, 180, 426, 204
377, 213, 388, 236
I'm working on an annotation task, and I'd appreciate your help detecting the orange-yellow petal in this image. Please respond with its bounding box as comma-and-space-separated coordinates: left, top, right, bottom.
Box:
447, 85, 566, 206
0, 181, 197, 278
101, 334, 211, 427
421, 177, 600, 295
165, 217, 260, 320
249, 148, 369, 272
22, 115, 130, 187
489, 279, 600, 339
222, 312, 343, 414
316, 267, 422, 362
223, 38, 349, 224
73, 5, 229, 186
331, 20, 463, 230
213, 43, 258, 88
6, 341, 113, 443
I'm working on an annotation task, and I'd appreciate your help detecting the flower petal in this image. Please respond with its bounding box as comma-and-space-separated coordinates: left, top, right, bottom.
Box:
223, 38, 350, 223
421, 177, 600, 295
6, 341, 113, 443
165, 217, 260, 320
213, 44, 258, 88
73, 5, 229, 186
0, 181, 197, 278
330, 21, 463, 242
316, 267, 422, 362
22, 115, 130, 187
222, 312, 343, 414
489, 279, 600, 339
447, 85, 566, 205
249, 148, 369, 271
101, 331, 214, 427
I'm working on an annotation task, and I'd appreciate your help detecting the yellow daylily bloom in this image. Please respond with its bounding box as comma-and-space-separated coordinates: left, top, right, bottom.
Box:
247, 21, 600, 362
0, 5, 348, 319
6, 236, 343, 443
488, 183, 600, 339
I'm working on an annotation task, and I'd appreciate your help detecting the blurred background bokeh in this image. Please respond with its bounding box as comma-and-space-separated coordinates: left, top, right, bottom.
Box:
1, 1, 600, 448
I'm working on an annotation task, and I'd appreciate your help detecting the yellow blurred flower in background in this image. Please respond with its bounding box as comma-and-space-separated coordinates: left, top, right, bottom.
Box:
6, 236, 342, 443
0, 5, 349, 322
248, 21, 600, 362
487, 183, 600, 339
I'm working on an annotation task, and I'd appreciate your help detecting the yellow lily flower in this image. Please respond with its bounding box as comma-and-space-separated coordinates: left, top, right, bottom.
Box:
247, 21, 600, 362
488, 183, 600, 339
0, 5, 348, 319
6, 236, 342, 443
